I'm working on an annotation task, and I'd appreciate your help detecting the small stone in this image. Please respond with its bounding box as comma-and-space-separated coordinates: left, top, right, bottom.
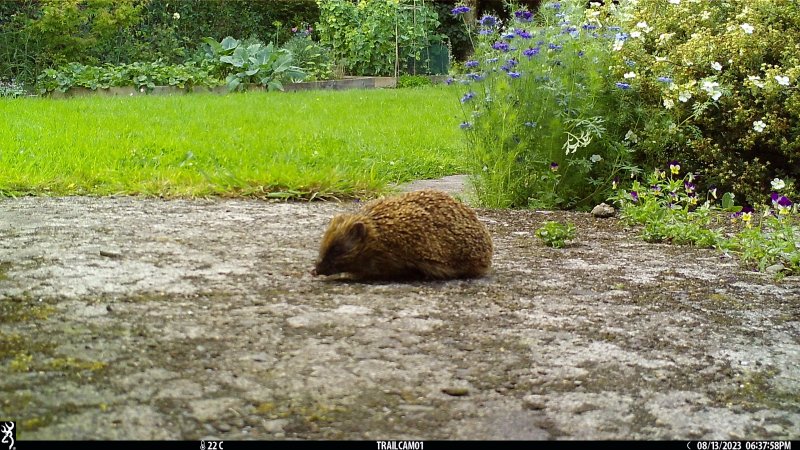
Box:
523, 394, 547, 410
765, 264, 785, 274
591, 202, 616, 218
99, 250, 123, 258
262, 419, 288, 433
215, 422, 231, 432
441, 387, 469, 396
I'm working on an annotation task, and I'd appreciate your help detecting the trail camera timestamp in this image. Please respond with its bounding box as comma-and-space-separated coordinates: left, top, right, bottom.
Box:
693, 442, 791, 450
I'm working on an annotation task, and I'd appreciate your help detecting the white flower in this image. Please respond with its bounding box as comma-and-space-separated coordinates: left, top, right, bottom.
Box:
748, 75, 765, 88
753, 120, 766, 132
663, 98, 674, 109
711, 61, 722, 71
624, 130, 639, 143
635, 21, 652, 33
590, 154, 603, 163
678, 91, 692, 102
669, 0, 680, 4
613, 40, 624, 51
701, 10, 711, 20
775, 75, 791, 86
624, 71, 637, 79
771, 178, 786, 191
630, 31, 642, 38
740, 23, 754, 34
172, 12, 181, 20
701, 80, 722, 101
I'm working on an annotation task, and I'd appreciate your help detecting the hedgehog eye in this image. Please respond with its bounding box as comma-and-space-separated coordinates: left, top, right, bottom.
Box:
327, 243, 344, 257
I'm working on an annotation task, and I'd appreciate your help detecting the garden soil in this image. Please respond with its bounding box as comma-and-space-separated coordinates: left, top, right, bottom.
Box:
1, 176, 798, 440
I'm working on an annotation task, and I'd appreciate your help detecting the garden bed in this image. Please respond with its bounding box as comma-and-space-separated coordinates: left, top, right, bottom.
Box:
45, 76, 441, 98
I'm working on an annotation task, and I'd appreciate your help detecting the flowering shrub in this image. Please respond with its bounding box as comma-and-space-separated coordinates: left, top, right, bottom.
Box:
453, 0, 634, 209
610, 0, 800, 206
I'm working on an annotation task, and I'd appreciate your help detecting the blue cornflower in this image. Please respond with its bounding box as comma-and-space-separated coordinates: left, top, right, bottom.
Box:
508, 71, 521, 79
514, 10, 533, 22
466, 72, 484, 81
451, 6, 471, 15
625, 59, 636, 67
461, 91, 475, 103
479, 29, 493, 35
615, 32, 629, 41
445, 77, 454, 85
506, 58, 518, 67
524, 121, 537, 127
548, 43, 562, 51
577, 50, 585, 57
549, 2, 561, 9
486, 57, 499, 63
465, 60, 479, 68
515, 29, 532, 39
480, 15, 498, 27
460, 122, 472, 129
615, 82, 631, 89
563, 26, 577, 34
502, 32, 516, 41
630, 191, 639, 202
492, 41, 510, 52
582, 24, 597, 31
608, 26, 621, 31
523, 47, 541, 58
657, 76, 673, 83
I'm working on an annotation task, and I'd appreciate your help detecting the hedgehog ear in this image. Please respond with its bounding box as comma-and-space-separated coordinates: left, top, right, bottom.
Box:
347, 221, 367, 241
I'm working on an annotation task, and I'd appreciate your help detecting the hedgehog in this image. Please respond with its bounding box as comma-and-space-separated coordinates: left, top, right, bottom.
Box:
311, 189, 493, 280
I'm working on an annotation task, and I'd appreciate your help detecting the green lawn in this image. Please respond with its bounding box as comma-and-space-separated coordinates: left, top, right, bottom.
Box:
0, 85, 466, 199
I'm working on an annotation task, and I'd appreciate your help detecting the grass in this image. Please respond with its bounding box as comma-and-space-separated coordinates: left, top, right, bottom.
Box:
0, 85, 466, 199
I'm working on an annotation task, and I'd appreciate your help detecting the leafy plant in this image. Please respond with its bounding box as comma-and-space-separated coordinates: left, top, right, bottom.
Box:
453, 0, 635, 209
315, 0, 442, 76
36, 60, 219, 94
536, 221, 577, 248
280, 29, 333, 81
397, 75, 432, 89
201, 36, 305, 91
